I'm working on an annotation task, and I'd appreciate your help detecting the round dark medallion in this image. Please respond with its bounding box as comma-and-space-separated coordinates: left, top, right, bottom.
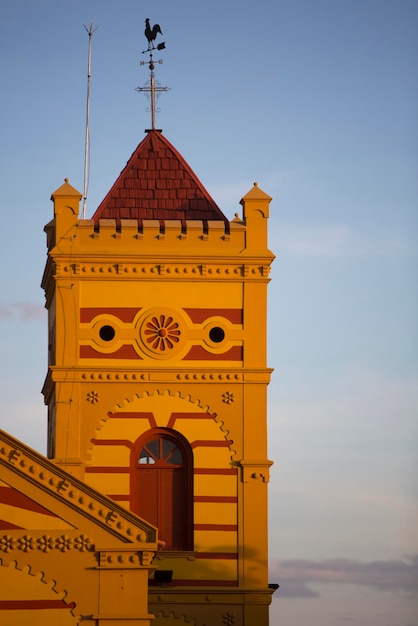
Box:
209, 326, 225, 343
99, 325, 116, 341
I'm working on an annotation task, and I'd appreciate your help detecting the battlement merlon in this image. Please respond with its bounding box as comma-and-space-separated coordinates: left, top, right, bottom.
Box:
240, 182, 272, 251
46, 180, 274, 257
47, 179, 82, 246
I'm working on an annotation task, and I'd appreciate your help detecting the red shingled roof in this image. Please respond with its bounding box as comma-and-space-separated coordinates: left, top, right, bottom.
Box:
92, 130, 227, 226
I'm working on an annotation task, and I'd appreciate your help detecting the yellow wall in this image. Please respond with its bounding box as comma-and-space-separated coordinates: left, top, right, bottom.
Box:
42, 179, 275, 624
0, 430, 158, 626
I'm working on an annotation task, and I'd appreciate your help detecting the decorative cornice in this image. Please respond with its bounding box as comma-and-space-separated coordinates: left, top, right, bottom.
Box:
82, 371, 150, 381
0, 430, 157, 545
0, 535, 156, 570
149, 587, 276, 600
0, 533, 93, 554
98, 548, 155, 568
52, 262, 271, 281
175, 372, 242, 382
46, 368, 272, 384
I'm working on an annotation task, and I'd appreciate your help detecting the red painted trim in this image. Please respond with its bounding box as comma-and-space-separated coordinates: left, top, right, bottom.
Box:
184, 308, 243, 324
80, 345, 141, 359
194, 468, 237, 475
90, 439, 133, 448
195, 552, 238, 560
0, 487, 56, 517
80, 307, 140, 323
167, 412, 216, 428
183, 345, 243, 361
85, 467, 129, 473
109, 412, 157, 428
194, 496, 237, 503
191, 440, 233, 449
0, 599, 76, 610
108, 494, 130, 501
0, 519, 23, 530
194, 524, 237, 531
149, 579, 238, 587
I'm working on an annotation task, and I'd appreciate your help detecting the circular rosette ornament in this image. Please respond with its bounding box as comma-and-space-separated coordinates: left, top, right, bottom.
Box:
145, 314, 180, 351
138, 309, 185, 359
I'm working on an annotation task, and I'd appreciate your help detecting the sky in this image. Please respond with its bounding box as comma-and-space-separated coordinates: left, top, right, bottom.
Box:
0, 1, 417, 624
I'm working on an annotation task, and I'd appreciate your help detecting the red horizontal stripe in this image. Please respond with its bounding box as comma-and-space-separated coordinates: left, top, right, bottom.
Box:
85, 467, 129, 473
194, 468, 237, 475
0, 519, 23, 530
80, 345, 141, 359
195, 552, 238, 560
150, 579, 238, 587
194, 524, 237, 532
167, 412, 216, 428
194, 496, 237, 503
108, 494, 130, 501
80, 307, 140, 323
0, 487, 56, 517
191, 440, 233, 449
184, 308, 243, 324
109, 412, 156, 427
0, 599, 76, 610
90, 439, 133, 448
183, 346, 243, 361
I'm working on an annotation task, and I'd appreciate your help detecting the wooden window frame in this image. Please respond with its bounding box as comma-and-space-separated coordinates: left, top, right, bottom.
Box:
130, 428, 194, 551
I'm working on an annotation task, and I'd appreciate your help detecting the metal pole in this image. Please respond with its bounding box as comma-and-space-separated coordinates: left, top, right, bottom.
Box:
150, 70, 156, 130
82, 20, 95, 219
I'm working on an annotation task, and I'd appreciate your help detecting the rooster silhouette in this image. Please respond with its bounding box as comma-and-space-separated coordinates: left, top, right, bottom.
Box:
145, 18, 163, 49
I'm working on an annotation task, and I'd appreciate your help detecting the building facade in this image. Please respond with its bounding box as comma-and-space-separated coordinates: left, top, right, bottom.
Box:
0, 128, 276, 625
0, 429, 158, 625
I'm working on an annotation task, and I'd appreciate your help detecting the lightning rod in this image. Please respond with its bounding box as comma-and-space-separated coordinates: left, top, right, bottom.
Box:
82, 20, 97, 219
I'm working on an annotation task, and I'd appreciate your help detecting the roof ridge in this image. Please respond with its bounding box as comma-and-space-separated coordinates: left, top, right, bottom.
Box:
92, 131, 227, 224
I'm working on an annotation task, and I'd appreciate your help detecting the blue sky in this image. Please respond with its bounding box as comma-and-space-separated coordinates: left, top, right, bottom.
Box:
0, 1, 417, 624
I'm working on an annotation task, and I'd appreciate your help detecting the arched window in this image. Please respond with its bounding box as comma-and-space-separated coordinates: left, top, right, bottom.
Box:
131, 429, 193, 551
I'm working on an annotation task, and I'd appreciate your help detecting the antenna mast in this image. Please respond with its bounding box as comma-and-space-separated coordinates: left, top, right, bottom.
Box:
82, 20, 97, 219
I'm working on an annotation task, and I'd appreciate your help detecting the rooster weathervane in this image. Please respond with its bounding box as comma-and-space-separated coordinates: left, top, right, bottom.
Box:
136, 18, 169, 131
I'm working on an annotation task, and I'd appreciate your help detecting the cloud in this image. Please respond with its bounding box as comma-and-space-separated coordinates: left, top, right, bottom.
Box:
269, 556, 418, 599
0, 302, 45, 320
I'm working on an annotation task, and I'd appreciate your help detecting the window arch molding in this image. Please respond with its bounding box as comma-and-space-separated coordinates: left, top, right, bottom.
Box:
130, 428, 193, 551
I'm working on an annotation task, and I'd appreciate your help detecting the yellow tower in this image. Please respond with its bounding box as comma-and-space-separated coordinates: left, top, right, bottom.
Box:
42, 129, 276, 624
